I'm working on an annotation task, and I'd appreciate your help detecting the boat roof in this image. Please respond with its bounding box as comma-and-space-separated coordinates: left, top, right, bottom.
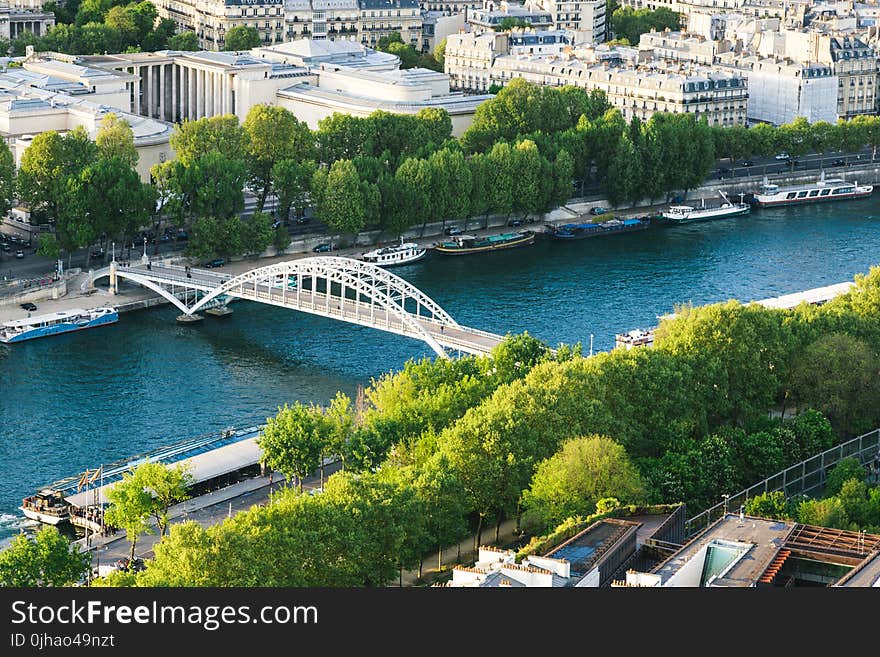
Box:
668, 205, 694, 211
3, 308, 89, 329
363, 242, 421, 255
761, 178, 852, 192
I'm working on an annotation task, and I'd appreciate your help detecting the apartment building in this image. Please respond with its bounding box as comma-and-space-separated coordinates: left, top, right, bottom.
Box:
446, 31, 748, 125
154, 0, 420, 51
532, 0, 606, 45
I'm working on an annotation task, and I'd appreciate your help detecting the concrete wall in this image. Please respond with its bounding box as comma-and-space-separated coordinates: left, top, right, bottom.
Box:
0, 277, 66, 307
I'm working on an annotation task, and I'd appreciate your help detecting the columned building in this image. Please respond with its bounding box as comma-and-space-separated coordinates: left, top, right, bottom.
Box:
0, 8, 55, 40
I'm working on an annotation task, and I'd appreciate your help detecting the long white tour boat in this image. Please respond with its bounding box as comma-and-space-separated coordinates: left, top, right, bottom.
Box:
361, 241, 427, 267
753, 175, 873, 207
0, 306, 118, 344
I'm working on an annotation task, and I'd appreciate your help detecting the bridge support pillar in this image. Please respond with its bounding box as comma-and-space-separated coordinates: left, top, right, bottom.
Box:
176, 313, 204, 324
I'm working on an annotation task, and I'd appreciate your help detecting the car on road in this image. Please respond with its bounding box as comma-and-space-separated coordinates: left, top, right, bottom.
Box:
507, 218, 524, 227
444, 226, 463, 236
831, 158, 846, 167
1, 244, 9, 252
741, 160, 754, 167
312, 243, 333, 253
204, 258, 225, 268
718, 167, 732, 177
14, 250, 24, 259
20, 302, 37, 311
775, 152, 791, 160
589, 206, 608, 216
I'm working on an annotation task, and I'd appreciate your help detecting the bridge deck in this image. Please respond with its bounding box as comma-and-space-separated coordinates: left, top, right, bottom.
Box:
117, 262, 505, 356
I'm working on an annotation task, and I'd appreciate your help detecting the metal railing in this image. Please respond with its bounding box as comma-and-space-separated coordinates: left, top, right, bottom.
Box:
685, 428, 880, 538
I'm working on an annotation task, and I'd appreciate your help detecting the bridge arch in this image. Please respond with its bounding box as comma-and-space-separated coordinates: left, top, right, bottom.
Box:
113, 256, 466, 358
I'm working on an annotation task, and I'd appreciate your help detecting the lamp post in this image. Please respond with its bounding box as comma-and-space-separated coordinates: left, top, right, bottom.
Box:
722, 493, 730, 516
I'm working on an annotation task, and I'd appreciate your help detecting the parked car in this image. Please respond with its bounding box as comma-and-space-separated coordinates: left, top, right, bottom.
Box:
444, 226, 463, 236
1, 244, 9, 252
14, 250, 24, 259
775, 152, 791, 160
507, 218, 524, 227
741, 160, 754, 167
718, 167, 732, 177
20, 302, 37, 311
312, 243, 333, 253
90, 249, 104, 259
589, 206, 608, 216
831, 158, 846, 167
204, 258, 225, 268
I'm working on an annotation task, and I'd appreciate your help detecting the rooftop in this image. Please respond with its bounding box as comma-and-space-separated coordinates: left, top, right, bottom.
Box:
652, 514, 796, 586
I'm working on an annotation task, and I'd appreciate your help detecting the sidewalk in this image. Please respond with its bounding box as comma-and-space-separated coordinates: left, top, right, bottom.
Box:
400, 518, 521, 587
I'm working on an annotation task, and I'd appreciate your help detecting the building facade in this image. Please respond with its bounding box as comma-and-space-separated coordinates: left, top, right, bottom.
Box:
446, 30, 748, 125
153, 0, 419, 51
0, 8, 55, 40
533, 0, 605, 45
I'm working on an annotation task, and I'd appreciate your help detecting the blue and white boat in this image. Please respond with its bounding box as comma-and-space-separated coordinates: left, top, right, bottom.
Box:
0, 306, 118, 344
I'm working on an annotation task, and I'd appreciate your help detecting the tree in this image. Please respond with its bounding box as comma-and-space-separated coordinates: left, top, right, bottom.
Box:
272, 158, 315, 221
311, 160, 369, 236
790, 333, 880, 438
258, 403, 328, 491
181, 151, 247, 220
0, 139, 14, 215
134, 461, 192, 537
824, 457, 866, 497
104, 469, 155, 561
605, 134, 641, 207
223, 25, 260, 51
36, 233, 61, 259
75, 156, 156, 246
95, 112, 138, 169
744, 491, 792, 520
0, 526, 91, 587
434, 38, 446, 69
521, 435, 645, 533
611, 6, 680, 44
243, 104, 314, 211
168, 30, 199, 51
242, 211, 274, 256
17, 127, 98, 224
169, 115, 248, 167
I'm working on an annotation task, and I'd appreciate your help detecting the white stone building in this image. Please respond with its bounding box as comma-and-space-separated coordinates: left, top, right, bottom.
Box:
532, 0, 606, 45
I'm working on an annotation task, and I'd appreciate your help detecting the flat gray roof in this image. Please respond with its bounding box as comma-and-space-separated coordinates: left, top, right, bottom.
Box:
653, 514, 795, 586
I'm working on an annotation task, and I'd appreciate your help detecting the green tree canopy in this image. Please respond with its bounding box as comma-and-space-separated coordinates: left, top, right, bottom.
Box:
223, 25, 261, 51
521, 434, 645, 533
0, 526, 91, 587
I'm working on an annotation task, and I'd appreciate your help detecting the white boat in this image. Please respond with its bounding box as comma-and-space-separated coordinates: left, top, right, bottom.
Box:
661, 191, 751, 224
361, 241, 427, 267
615, 329, 655, 350
20, 489, 70, 525
0, 306, 118, 344
753, 174, 873, 207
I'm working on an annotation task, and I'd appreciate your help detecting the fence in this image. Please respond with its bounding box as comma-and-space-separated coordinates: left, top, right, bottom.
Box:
685, 428, 880, 538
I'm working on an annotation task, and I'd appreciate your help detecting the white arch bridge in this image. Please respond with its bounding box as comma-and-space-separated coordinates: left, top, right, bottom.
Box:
105, 257, 507, 358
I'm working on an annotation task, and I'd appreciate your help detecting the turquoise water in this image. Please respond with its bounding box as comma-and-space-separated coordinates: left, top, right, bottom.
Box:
2, 198, 880, 542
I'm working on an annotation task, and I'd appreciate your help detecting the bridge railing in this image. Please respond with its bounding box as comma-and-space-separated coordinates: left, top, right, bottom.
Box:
685, 427, 880, 538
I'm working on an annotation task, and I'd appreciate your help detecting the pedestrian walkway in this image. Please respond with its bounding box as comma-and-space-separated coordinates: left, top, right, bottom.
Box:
400, 518, 521, 587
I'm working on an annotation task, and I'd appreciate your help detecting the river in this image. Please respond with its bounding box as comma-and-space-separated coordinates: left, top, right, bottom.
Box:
2, 197, 879, 542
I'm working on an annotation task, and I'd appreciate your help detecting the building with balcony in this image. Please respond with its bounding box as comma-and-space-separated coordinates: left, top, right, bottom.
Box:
357, 0, 422, 48
533, 0, 605, 45
467, 1, 554, 31
446, 30, 748, 125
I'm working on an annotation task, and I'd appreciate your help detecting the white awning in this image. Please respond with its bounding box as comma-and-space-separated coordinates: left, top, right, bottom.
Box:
64, 437, 263, 508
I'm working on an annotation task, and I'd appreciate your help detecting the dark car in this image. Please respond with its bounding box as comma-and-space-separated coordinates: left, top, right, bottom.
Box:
1, 243, 9, 252
718, 167, 732, 177
20, 302, 37, 311
204, 258, 225, 268
741, 160, 754, 167
444, 226, 463, 236
507, 218, 524, 227
312, 243, 333, 253
831, 158, 846, 167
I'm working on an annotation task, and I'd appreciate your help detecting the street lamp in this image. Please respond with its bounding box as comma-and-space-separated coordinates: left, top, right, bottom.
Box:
722, 493, 730, 516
